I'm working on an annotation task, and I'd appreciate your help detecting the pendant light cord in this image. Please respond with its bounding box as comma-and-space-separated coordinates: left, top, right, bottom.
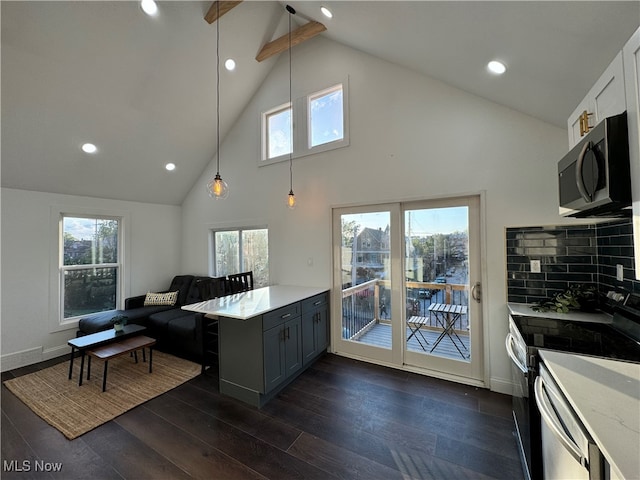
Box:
216, 1, 221, 176
287, 5, 295, 194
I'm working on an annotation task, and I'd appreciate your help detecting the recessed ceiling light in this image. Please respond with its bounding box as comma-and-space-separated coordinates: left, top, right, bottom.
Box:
81, 143, 97, 154
225, 58, 236, 71
487, 60, 506, 75
320, 6, 333, 18
165, 163, 176, 171
140, 0, 158, 17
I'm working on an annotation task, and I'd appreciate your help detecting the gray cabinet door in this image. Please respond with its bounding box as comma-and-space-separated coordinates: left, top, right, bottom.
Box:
263, 325, 285, 392
302, 310, 318, 364
284, 317, 302, 377
264, 317, 303, 393
302, 306, 329, 365
315, 307, 329, 352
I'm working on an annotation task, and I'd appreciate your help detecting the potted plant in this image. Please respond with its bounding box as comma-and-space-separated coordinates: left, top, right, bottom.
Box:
531, 284, 598, 313
110, 314, 128, 333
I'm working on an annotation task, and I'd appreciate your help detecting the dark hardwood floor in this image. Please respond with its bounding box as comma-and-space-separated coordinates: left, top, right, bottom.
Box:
2, 353, 523, 479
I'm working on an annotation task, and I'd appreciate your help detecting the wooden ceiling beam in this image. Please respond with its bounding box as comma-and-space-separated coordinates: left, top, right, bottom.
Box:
256, 21, 327, 62
204, 1, 242, 24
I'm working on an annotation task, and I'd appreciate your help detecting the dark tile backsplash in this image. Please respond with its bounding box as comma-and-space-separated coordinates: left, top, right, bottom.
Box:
506, 219, 639, 304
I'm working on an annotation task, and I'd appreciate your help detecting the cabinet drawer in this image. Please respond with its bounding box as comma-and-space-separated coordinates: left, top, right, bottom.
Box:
263, 303, 300, 331
302, 292, 328, 313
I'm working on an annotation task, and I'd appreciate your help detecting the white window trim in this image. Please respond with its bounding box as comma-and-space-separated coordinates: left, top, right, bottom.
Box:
307, 83, 349, 153
49, 206, 131, 333
260, 77, 350, 167
262, 101, 293, 163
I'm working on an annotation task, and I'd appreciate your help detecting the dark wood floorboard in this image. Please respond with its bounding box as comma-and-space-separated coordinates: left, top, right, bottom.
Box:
1, 384, 122, 480
114, 405, 266, 480
2, 353, 523, 480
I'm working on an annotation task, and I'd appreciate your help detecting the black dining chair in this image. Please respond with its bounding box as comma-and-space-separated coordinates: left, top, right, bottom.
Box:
227, 271, 254, 294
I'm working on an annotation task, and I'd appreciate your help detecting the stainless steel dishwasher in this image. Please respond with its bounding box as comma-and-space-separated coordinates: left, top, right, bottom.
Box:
534, 362, 603, 480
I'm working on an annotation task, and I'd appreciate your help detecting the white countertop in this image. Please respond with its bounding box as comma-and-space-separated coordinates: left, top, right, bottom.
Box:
182, 285, 328, 320
539, 349, 640, 479
508, 302, 612, 324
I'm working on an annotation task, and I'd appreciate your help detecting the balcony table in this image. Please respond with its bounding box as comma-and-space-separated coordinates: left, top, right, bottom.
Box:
428, 303, 468, 358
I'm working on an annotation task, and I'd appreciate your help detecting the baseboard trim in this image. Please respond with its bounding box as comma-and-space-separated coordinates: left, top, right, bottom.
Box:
1, 346, 43, 372
489, 376, 513, 395
43, 345, 72, 361
1, 345, 70, 372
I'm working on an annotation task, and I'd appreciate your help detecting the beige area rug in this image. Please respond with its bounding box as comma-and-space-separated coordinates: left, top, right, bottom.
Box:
3, 350, 201, 440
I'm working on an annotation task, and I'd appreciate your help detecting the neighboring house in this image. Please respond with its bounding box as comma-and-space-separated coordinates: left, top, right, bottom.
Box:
354, 227, 390, 279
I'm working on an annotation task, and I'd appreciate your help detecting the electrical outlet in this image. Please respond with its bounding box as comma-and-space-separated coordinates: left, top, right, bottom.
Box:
616, 264, 624, 281
530, 260, 541, 273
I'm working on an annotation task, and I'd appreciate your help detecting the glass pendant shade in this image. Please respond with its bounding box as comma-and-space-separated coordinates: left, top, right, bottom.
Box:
287, 190, 296, 209
207, 174, 229, 199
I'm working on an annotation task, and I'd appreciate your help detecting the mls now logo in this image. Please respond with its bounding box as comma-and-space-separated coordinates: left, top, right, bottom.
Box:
3, 460, 63, 472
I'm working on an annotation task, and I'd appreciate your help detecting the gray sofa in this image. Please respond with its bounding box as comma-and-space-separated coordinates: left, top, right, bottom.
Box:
77, 275, 225, 363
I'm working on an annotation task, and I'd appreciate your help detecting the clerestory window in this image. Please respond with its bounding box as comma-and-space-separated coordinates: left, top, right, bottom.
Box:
309, 84, 344, 148
261, 80, 349, 166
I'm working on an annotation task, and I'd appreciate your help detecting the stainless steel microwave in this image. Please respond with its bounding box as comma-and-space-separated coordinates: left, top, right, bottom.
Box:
558, 112, 631, 217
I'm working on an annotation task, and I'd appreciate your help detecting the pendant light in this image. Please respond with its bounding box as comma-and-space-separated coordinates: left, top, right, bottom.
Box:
207, 1, 229, 200
286, 4, 296, 209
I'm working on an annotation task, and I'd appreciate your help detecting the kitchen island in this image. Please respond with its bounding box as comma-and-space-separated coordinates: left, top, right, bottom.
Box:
183, 285, 329, 407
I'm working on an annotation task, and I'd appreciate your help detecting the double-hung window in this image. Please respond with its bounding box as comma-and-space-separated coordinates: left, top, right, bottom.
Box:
60, 215, 121, 320
211, 227, 269, 287
261, 80, 349, 165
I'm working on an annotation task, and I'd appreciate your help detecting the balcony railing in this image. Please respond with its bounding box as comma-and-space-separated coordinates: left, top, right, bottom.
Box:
341, 279, 469, 341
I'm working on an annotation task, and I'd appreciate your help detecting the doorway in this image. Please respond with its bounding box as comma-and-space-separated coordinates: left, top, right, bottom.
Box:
331, 195, 484, 384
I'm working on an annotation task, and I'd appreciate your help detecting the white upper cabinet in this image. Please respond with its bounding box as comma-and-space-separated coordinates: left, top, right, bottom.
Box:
622, 27, 640, 280
567, 52, 626, 148
566, 26, 640, 280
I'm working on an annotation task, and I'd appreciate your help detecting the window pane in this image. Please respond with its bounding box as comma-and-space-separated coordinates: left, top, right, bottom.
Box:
309, 86, 343, 148
64, 267, 117, 318
215, 231, 239, 277
242, 229, 269, 287
267, 107, 292, 159
63, 217, 118, 266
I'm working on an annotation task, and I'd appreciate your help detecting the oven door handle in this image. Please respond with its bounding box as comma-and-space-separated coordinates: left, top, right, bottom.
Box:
505, 333, 527, 374
534, 376, 587, 467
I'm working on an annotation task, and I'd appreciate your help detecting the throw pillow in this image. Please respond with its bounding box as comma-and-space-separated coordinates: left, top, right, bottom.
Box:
144, 291, 178, 307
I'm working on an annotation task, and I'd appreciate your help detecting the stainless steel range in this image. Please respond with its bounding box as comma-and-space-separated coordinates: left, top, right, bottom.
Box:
505, 295, 640, 480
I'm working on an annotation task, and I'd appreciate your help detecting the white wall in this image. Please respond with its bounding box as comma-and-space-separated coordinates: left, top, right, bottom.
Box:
182, 36, 576, 393
0, 188, 182, 370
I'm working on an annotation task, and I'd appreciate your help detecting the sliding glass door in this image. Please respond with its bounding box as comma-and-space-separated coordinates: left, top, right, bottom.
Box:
332, 196, 484, 384
332, 204, 402, 365
402, 196, 483, 381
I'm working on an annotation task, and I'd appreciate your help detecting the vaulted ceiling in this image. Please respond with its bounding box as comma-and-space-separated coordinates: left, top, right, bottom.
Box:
2, 1, 639, 205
